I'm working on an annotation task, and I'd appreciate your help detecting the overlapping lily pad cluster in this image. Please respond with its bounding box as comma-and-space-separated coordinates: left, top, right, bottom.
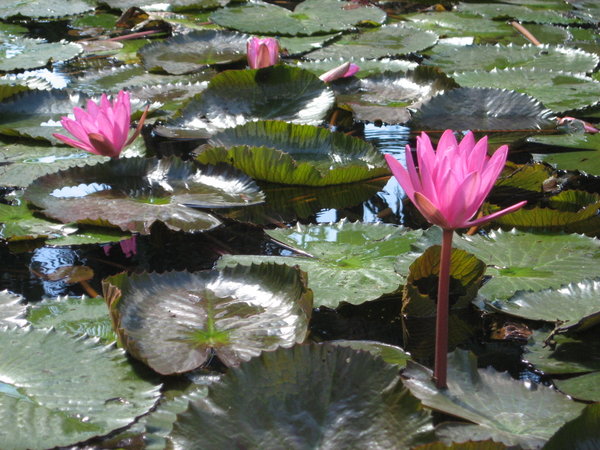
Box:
1, 0, 600, 448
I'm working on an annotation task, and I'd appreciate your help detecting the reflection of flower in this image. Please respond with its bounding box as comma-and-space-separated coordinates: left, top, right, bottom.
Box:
53, 90, 148, 158
247, 37, 280, 69
385, 130, 526, 390
385, 130, 526, 230
103, 235, 137, 259
319, 62, 360, 82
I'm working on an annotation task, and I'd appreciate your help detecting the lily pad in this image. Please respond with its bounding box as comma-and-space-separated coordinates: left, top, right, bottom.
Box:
0, 200, 77, 242
453, 69, 600, 112
0, 291, 27, 327
0, 38, 82, 72
334, 67, 458, 124
210, 0, 386, 36
138, 30, 248, 75
544, 403, 600, 450
167, 344, 435, 448
155, 66, 334, 139
305, 25, 437, 60
402, 350, 586, 449
403, 245, 486, 317
102, 263, 313, 374
218, 221, 421, 308
278, 33, 342, 55
196, 120, 389, 186
395, 228, 600, 300
523, 328, 600, 374
0, 0, 94, 18
0, 327, 161, 449
488, 279, 600, 332
528, 133, 600, 175
410, 87, 555, 131
329, 340, 411, 367
455, 3, 579, 24
405, 11, 515, 39
0, 140, 108, 188
24, 157, 265, 234
425, 44, 599, 74
554, 371, 600, 402
26, 296, 116, 343
293, 58, 417, 79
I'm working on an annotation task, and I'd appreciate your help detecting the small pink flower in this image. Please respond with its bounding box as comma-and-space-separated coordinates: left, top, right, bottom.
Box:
319, 62, 360, 82
385, 130, 526, 230
53, 90, 148, 158
557, 116, 599, 134
247, 37, 280, 69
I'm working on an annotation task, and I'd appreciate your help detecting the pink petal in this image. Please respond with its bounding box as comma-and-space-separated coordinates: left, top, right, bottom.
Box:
52, 133, 95, 153
385, 153, 416, 201
436, 129, 458, 159
88, 132, 120, 158
466, 200, 527, 228
413, 192, 450, 229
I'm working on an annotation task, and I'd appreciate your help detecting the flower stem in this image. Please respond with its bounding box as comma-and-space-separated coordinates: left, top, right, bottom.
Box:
434, 228, 454, 389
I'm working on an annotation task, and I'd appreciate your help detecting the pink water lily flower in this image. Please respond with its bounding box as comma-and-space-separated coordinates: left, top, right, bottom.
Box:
247, 37, 280, 69
385, 130, 526, 230
319, 62, 360, 82
53, 90, 148, 158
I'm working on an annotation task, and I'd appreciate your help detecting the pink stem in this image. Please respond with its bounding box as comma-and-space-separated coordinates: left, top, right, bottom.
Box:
434, 228, 453, 389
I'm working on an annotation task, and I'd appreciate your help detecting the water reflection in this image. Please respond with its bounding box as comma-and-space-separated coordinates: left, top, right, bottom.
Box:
29, 247, 86, 298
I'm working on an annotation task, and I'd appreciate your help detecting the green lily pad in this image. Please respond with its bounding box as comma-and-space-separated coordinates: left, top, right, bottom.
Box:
218, 221, 421, 308
211, 0, 386, 36
167, 344, 435, 448
155, 66, 334, 139
453, 69, 600, 112
523, 328, 600, 374
305, 25, 437, 60
402, 350, 586, 448
0, 327, 160, 449
0, 290, 27, 327
0, 140, 108, 188
334, 67, 458, 124
410, 87, 555, 131
329, 340, 411, 367
102, 263, 313, 374
455, 3, 579, 24
0, 200, 77, 242
405, 12, 515, 39
554, 371, 600, 402
494, 23, 571, 46
293, 58, 417, 79
528, 132, 600, 175
138, 30, 248, 75
425, 44, 599, 74
488, 280, 600, 332
278, 33, 342, 56
24, 157, 265, 234
403, 245, 486, 318
26, 296, 116, 343
396, 228, 600, 300
417, 442, 509, 450
196, 120, 389, 186
68, 64, 215, 94
0, 38, 82, 72
544, 403, 600, 449
0, 0, 94, 18
44, 226, 132, 246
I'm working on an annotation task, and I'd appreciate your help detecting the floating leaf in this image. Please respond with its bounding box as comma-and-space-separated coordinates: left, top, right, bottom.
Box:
554, 372, 600, 402
455, 3, 579, 24
523, 328, 600, 374
305, 25, 437, 60
26, 296, 116, 343
396, 228, 600, 300
103, 263, 313, 374
0, 291, 27, 327
167, 344, 435, 448
218, 221, 421, 308
211, 0, 386, 36
156, 66, 334, 139
25, 157, 264, 234
544, 403, 600, 449
329, 340, 411, 367
138, 30, 248, 75
403, 245, 486, 317
528, 133, 600, 175
335, 67, 457, 124
405, 11, 515, 39
403, 350, 585, 448
279, 33, 342, 55
0, 327, 160, 449
0, 38, 81, 72
196, 120, 389, 186
293, 57, 417, 79
453, 69, 600, 112
0, 0, 94, 18
488, 280, 600, 332
0, 200, 76, 241
411, 87, 555, 131
425, 44, 599, 74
